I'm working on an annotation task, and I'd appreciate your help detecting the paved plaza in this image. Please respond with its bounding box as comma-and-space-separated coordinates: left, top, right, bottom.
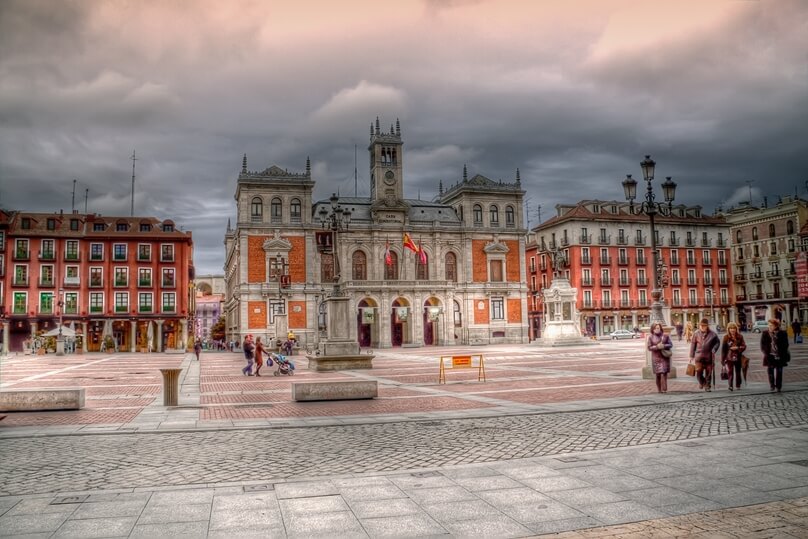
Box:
1, 339, 807, 537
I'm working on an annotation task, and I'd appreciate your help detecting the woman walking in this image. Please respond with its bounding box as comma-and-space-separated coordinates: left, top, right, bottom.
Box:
760, 319, 790, 392
720, 322, 746, 391
647, 322, 673, 393
254, 337, 266, 376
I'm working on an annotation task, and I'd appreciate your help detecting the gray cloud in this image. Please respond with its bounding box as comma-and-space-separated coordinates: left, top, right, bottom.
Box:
1, 0, 807, 274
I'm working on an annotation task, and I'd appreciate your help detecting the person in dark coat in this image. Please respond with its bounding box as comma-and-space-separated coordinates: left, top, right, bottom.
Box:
689, 318, 720, 391
791, 320, 801, 344
761, 319, 790, 392
647, 322, 673, 393
720, 322, 746, 391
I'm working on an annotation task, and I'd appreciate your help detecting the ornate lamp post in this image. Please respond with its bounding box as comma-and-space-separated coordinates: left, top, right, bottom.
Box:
55, 290, 65, 356
622, 155, 677, 328
318, 193, 352, 296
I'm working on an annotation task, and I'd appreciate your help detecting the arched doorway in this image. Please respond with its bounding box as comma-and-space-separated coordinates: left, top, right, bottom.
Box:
391, 298, 410, 347
357, 298, 378, 348
423, 297, 442, 346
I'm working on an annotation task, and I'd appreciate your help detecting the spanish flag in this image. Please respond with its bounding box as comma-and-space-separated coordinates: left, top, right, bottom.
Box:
403, 232, 419, 254
418, 241, 427, 264
384, 241, 393, 266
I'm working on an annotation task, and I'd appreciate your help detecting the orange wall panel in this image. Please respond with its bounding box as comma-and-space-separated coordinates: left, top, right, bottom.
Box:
474, 298, 490, 324
288, 300, 306, 329
247, 236, 267, 283
507, 298, 522, 323
247, 301, 266, 329
288, 236, 306, 283
471, 240, 488, 282
505, 240, 520, 282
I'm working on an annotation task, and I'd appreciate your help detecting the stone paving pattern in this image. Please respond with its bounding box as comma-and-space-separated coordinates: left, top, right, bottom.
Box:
1, 339, 808, 537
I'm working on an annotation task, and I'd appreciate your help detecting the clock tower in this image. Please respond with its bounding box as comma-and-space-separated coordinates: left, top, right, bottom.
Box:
369, 117, 404, 203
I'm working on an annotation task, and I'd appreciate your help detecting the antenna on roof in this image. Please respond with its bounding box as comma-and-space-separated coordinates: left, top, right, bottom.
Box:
71, 179, 77, 212
130, 150, 137, 216
745, 180, 754, 205
84, 188, 89, 213
354, 144, 358, 197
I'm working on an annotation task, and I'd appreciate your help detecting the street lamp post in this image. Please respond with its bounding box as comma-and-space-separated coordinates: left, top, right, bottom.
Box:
55, 290, 65, 356
318, 193, 352, 296
706, 287, 716, 328
622, 155, 677, 328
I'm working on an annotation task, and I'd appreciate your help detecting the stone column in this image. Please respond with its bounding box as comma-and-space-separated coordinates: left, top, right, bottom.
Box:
1, 322, 9, 357
321, 295, 359, 356
379, 293, 391, 349
130, 321, 137, 353
181, 319, 188, 351
156, 320, 164, 352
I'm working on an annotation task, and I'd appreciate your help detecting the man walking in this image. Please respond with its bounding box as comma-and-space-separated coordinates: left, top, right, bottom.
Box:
791, 319, 801, 344
690, 318, 720, 391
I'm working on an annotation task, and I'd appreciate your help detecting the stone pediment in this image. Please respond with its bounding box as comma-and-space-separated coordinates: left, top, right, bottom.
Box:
370, 197, 410, 212
262, 231, 292, 252
483, 240, 510, 254
262, 165, 288, 176
468, 174, 496, 186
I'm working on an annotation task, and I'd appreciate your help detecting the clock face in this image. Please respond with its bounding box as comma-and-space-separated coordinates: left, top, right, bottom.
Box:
383, 170, 396, 185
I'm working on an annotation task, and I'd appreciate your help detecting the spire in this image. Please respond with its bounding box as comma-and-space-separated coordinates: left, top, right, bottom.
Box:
516, 168, 521, 186
370, 123, 374, 137
306, 156, 311, 176
242, 154, 247, 173
390, 123, 394, 135
395, 118, 401, 136
375, 116, 380, 135
438, 179, 443, 197
463, 164, 468, 183
227, 217, 231, 232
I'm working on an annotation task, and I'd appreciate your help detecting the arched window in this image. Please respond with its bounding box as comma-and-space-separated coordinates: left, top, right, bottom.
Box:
489, 205, 499, 227
352, 250, 367, 280
445, 252, 457, 282
290, 198, 302, 223
752, 227, 758, 240
473, 204, 483, 225
385, 251, 398, 280
416, 250, 429, 280
769, 223, 776, 238
271, 197, 282, 223
505, 205, 515, 227
736, 230, 742, 243
787, 220, 795, 235
251, 197, 263, 222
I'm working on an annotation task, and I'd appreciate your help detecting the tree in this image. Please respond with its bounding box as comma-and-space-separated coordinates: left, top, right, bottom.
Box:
210, 316, 226, 342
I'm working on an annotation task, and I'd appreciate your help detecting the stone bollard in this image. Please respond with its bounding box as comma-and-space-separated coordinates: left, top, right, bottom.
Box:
159, 368, 182, 406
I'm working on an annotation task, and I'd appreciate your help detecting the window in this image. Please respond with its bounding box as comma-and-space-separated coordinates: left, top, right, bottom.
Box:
352, 250, 367, 280
505, 206, 515, 227
93, 222, 105, 231
416, 250, 429, 280
489, 205, 499, 227
251, 197, 263, 222
321, 253, 335, 282
114, 267, 128, 287
0, 231, 4, 250
138, 244, 151, 261
40, 292, 53, 314
65, 265, 79, 284
162, 268, 175, 288
47, 218, 56, 230
769, 223, 776, 238
116, 222, 128, 232
115, 292, 129, 313
489, 260, 503, 282
139, 292, 153, 313
90, 243, 103, 260
113, 244, 127, 261
162, 292, 176, 312
491, 298, 504, 320
40, 265, 54, 286
14, 265, 28, 286
384, 251, 398, 280
90, 292, 104, 313
90, 267, 103, 287
453, 300, 462, 326
64, 292, 78, 314
736, 230, 742, 243
13, 292, 27, 314
291, 198, 302, 223
40, 239, 54, 260
473, 204, 483, 225
702, 250, 711, 264
15, 239, 29, 259
752, 227, 758, 240
271, 197, 282, 223
162, 223, 174, 232
689, 289, 697, 305
21, 218, 31, 230
140, 222, 152, 232
787, 220, 795, 235
445, 252, 457, 282
770, 242, 777, 256
139, 268, 152, 287
65, 240, 79, 261
161, 244, 174, 262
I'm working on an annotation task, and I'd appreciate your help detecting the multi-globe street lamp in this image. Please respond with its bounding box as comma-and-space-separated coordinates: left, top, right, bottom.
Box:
317, 193, 352, 296
622, 155, 677, 328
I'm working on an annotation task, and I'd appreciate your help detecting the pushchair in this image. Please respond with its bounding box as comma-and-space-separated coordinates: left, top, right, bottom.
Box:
270, 353, 295, 376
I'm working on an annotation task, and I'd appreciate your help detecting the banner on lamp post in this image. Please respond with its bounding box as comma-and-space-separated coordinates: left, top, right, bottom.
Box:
797, 252, 808, 298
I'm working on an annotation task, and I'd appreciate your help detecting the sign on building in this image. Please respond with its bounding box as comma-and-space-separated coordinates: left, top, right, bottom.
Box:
797, 252, 808, 298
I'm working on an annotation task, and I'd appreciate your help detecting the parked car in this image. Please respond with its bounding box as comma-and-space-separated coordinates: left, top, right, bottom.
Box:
610, 329, 639, 340
751, 320, 769, 333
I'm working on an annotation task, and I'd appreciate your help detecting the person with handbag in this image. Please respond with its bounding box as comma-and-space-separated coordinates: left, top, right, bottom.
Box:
720, 322, 746, 391
689, 318, 720, 392
760, 319, 790, 392
647, 322, 673, 393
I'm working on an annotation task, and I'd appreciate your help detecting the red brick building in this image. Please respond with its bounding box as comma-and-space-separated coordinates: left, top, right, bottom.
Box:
0, 210, 194, 354
527, 200, 733, 338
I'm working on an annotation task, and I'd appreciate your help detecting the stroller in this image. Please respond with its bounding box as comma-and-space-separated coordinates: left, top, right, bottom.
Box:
270, 353, 295, 376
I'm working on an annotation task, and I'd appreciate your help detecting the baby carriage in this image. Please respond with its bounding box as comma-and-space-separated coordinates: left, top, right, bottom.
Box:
270, 353, 295, 376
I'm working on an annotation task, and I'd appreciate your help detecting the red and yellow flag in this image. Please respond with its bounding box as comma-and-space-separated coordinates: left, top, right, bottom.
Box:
418, 241, 427, 264
403, 232, 419, 254
384, 241, 393, 266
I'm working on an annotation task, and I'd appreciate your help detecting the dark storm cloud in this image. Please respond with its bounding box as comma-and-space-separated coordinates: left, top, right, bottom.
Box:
1, 0, 806, 274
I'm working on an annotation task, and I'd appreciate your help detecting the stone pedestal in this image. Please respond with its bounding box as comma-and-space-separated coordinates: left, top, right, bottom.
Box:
309, 294, 373, 371
160, 368, 182, 406
536, 277, 597, 347
55, 334, 65, 356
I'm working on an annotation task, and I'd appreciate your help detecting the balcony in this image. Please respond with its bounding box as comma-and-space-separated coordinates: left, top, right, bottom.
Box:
38, 250, 55, 261
89, 278, 103, 288
634, 235, 646, 246
90, 252, 104, 261
672, 298, 682, 307
601, 300, 612, 308
12, 276, 29, 286
670, 257, 679, 266
766, 270, 781, 278
64, 276, 80, 287
637, 277, 648, 286
717, 257, 727, 266
90, 305, 103, 314
39, 306, 53, 315
162, 304, 176, 313
637, 298, 649, 307
616, 236, 628, 245
39, 278, 55, 287
620, 300, 632, 308
115, 305, 129, 313
686, 258, 697, 266
598, 235, 611, 245
579, 234, 591, 244
687, 278, 699, 286
600, 256, 611, 265
717, 239, 727, 248
734, 274, 747, 282
736, 294, 748, 302
581, 256, 592, 265
636, 256, 647, 265
138, 279, 152, 288
617, 256, 629, 265
139, 305, 153, 313
702, 258, 712, 265
113, 254, 127, 262
701, 239, 712, 247
671, 278, 681, 285
750, 292, 765, 300
619, 278, 632, 286
114, 279, 128, 287
600, 278, 613, 286
582, 300, 595, 309
64, 252, 80, 262
685, 238, 696, 247
581, 278, 594, 286
718, 278, 729, 285
14, 249, 29, 261
162, 280, 175, 288
749, 273, 765, 281
560, 237, 569, 247
703, 277, 714, 285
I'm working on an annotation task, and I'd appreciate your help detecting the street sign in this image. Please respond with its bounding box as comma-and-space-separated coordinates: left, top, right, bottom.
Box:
797, 252, 808, 298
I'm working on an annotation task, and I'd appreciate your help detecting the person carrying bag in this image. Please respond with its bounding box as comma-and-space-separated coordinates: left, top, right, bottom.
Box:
760, 319, 790, 392
720, 322, 746, 391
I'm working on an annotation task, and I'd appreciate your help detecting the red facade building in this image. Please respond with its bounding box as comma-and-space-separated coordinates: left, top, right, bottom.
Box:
0, 210, 194, 353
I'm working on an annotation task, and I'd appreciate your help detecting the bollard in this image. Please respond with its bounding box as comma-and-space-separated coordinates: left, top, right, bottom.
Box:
159, 368, 182, 406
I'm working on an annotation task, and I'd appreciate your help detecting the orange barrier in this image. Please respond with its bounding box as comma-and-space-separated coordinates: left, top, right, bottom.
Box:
438, 354, 486, 384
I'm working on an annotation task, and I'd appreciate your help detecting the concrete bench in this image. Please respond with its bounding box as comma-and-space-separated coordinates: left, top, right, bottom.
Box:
292, 381, 377, 402
0, 388, 85, 412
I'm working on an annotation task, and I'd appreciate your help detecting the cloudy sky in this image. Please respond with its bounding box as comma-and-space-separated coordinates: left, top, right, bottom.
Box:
1, 0, 806, 275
